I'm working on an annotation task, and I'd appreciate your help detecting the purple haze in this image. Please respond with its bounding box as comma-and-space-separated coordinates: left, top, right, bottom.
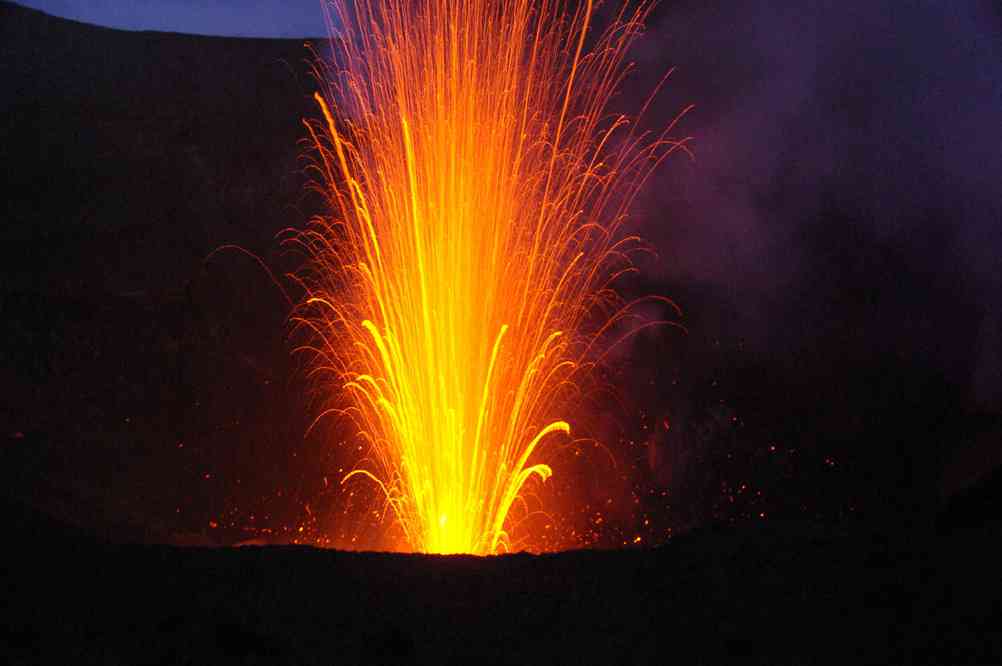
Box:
632, 0, 1002, 407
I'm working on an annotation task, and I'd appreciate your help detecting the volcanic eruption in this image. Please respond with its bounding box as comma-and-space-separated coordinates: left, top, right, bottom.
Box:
289, 0, 687, 554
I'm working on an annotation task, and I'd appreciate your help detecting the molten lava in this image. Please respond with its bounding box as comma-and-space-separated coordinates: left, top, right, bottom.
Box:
290, 0, 687, 554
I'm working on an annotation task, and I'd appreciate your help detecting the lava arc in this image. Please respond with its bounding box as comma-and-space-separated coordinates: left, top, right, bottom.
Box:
289, 0, 688, 554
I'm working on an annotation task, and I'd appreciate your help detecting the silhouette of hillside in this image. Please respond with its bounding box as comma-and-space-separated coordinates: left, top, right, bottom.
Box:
1, 1, 325, 542
3, 497, 1001, 664
2, 1, 319, 294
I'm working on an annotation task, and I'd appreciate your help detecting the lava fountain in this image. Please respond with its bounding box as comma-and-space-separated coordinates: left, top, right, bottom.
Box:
289, 0, 688, 554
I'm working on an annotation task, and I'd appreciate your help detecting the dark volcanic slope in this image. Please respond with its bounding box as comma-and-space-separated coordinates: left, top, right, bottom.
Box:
1, 3, 327, 540
1, 1, 319, 294
3, 499, 1000, 665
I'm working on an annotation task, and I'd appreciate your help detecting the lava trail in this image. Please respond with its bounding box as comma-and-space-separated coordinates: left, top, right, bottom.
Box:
289, 0, 687, 554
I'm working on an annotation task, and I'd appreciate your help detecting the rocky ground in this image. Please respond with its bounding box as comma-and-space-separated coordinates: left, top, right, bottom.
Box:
3, 496, 1001, 665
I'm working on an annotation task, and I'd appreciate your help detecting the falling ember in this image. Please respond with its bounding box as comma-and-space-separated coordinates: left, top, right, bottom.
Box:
289, 0, 688, 554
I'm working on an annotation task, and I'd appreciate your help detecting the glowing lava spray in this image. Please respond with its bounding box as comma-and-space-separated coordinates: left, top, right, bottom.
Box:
290, 0, 688, 554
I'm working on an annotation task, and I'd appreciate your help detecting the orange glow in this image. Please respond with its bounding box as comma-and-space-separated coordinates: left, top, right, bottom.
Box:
289, 0, 688, 554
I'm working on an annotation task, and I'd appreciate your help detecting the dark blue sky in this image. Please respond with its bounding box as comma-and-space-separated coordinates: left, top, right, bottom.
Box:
16, 0, 327, 37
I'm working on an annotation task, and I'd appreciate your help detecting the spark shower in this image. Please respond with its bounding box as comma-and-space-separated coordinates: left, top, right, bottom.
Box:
289, 0, 687, 554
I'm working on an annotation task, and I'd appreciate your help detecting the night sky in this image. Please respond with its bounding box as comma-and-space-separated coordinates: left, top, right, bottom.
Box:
14, 0, 327, 37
